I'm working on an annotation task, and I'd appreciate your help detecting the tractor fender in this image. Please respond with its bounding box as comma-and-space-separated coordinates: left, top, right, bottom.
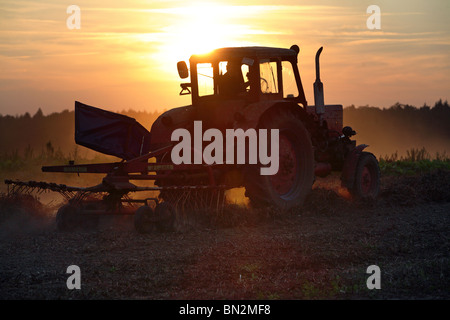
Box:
234, 101, 306, 130
149, 105, 194, 150
340, 144, 368, 189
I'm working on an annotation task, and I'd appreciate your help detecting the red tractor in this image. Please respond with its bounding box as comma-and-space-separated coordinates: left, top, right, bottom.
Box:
5, 44, 380, 232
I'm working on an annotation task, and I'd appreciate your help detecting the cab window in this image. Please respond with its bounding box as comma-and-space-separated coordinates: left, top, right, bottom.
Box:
197, 63, 214, 97
282, 61, 299, 98
259, 60, 278, 94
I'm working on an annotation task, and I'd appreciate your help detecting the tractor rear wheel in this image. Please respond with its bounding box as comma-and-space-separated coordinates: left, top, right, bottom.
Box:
243, 108, 314, 210
351, 152, 380, 200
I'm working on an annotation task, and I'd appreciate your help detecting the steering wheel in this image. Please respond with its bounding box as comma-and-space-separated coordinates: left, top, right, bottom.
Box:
260, 77, 269, 93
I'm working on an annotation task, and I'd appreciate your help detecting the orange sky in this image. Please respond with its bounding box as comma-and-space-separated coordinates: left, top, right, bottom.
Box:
0, 0, 449, 115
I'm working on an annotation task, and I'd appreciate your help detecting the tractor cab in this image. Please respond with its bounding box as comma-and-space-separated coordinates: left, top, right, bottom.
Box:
176, 46, 308, 129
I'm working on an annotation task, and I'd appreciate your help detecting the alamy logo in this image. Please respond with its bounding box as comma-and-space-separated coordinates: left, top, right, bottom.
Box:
366, 5, 381, 30
171, 121, 279, 175
66, 265, 81, 290
366, 265, 381, 289
66, 5, 81, 30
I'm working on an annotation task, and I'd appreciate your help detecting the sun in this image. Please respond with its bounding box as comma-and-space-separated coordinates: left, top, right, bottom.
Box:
174, 4, 229, 54
157, 3, 250, 72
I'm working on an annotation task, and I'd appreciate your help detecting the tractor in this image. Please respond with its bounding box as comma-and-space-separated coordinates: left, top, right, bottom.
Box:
5, 44, 380, 232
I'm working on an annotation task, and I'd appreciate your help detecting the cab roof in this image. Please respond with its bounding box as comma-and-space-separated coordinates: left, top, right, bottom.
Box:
190, 46, 299, 63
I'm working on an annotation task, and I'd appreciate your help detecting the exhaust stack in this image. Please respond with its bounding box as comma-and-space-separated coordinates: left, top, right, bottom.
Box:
314, 47, 325, 121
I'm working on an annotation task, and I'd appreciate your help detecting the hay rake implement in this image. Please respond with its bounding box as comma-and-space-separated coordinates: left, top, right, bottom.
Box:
5, 144, 227, 232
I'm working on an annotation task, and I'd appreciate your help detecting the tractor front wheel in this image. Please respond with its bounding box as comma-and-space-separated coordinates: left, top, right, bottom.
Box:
351, 152, 380, 200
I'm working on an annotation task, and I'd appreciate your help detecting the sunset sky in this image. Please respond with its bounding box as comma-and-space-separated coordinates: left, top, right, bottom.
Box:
0, 0, 449, 116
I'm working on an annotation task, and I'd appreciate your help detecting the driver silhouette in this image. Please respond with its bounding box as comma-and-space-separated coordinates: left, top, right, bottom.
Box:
219, 61, 246, 96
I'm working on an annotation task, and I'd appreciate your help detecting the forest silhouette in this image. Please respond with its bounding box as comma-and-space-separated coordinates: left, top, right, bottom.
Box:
0, 100, 449, 162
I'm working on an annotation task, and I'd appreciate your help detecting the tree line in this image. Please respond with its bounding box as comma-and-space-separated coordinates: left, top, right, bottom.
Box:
0, 100, 448, 161
344, 99, 450, 158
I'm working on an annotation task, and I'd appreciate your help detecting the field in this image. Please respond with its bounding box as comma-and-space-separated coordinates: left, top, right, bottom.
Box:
0, 150, 449, 300
0, 103, 449, 300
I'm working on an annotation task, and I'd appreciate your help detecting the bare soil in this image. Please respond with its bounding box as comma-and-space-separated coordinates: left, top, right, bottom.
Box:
0, 170, 449, 300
